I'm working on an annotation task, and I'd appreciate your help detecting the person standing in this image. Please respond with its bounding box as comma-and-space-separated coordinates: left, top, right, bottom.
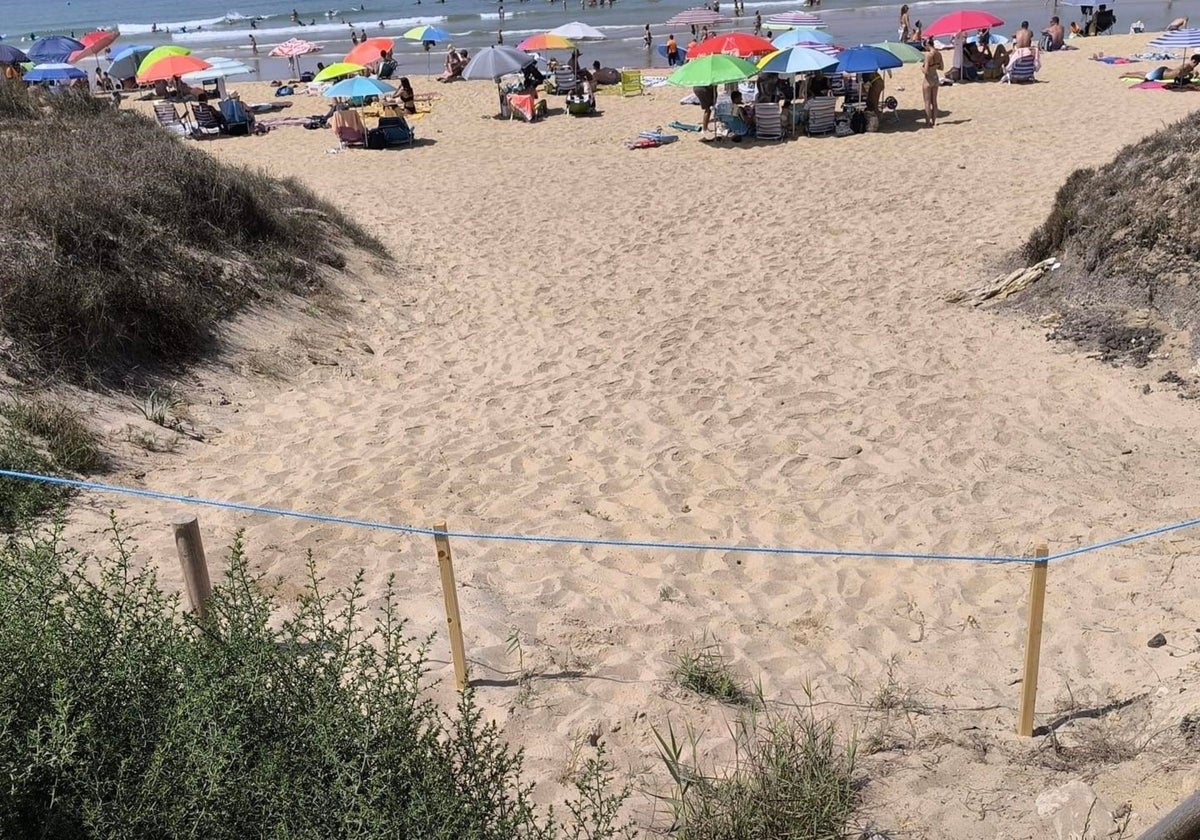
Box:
753, 11, 762, 36
666, 33, 679, 65
899, 4, 911, 42
643, 24, 652, 49
922, 37, 943, 126
249, 33, 259, 54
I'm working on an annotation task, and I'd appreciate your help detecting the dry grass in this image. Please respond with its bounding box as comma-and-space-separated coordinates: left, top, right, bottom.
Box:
0, 81, 386, 384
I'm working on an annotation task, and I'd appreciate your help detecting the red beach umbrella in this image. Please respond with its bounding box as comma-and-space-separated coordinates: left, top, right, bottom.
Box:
924, 10, 1005, 39
69, 30, 120, 63
137, 55, 212, 83
345, 37, 394, 66
688, 32, 776, 59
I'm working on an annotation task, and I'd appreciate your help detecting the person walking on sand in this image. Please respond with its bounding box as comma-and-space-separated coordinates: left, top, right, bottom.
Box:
899, 5, 911, 42
922, 37, 943, 127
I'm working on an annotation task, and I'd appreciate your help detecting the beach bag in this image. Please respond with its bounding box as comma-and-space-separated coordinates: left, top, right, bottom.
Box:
849, 110, 867, 134
834, 116, 852, 137
275, 85, 294, 97
365, 128, 387, 150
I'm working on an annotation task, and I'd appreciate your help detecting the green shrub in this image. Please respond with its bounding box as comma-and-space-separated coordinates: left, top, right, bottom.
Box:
673, 636, 753, 707
0, 398, 106, 473
0, 428, 66, 531
0, 526, 630, 839
0, 80, 386, 382
654, 709, 857, 840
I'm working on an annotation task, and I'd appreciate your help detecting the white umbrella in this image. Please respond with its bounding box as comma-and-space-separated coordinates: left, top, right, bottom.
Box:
549, 21, 606, 41
181, 56, 254, 83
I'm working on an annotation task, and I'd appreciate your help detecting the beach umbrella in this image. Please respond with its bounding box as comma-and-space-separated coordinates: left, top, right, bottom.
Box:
323, 75, 396, 98
549, 21, 606, 40
665, 8, 730, 28
871, 41, 924, 63
402, 25, 453, 43
270, 38, 322, 58
772, 27, 835, 47
834, 45, 903, 74
69, 30, 119, 63
345, 37, 394, 66
757, 46, 838, 74
28, 36, 85, 64
1148, 28, 1200, 52
137, 46, 190, 77
924, 10, 1005, 38
23, 63, 88, 83
462, 45, 534, 80
137, 55, 211, 84
518, 33, 576, 52
688, 32, 776, 59
313, 61, 366, 82
0, 44, 29, 64
181, 56, 254, 82
667, 53, 759, 86
764, 12, 825, 29
107, 45, 152, 79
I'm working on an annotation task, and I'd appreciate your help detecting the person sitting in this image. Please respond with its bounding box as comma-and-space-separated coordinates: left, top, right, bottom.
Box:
378, 50, 397, 79
1042, 16, 1064, 50
1167, 17, 1189, 31
396, 76, 417, 112
521, 62, 545, 94
437, 45, 462, 82
729, 89, 753, 131
807, 70, 830, 98
220, 91, 255, 130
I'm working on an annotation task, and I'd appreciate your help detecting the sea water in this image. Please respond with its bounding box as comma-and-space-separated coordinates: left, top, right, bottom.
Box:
0, 0, 1189, 79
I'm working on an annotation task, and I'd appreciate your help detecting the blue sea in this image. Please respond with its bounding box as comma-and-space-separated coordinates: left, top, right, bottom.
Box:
0, 0, 1193, 77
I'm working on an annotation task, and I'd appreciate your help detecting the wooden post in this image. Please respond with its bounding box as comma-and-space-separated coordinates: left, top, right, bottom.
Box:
1017, 544, 1050, 736
172, 516, 212, 620
434, 523, 469, 691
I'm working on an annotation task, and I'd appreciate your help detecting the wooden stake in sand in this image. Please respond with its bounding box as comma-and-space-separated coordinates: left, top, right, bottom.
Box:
434, 523, 469, 691
1017, 544, 1050, 737
172, 516, 212, 620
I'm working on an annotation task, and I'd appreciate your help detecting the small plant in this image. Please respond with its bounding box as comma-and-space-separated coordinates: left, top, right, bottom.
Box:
124, 425, 179, 454
870, 657, 919, 713
507, 627, 527, 674
0, 426, 67, 531
673, 635, 752, 706
652, 706, 858, 840
658, 585, 677, 603
136, 388, 179, 428
0, 398, 107, 473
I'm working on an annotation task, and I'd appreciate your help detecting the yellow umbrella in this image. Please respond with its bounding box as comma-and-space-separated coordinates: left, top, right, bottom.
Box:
313, 61, 366, 82
517, 33, 576, 52
136, 45, 191, 77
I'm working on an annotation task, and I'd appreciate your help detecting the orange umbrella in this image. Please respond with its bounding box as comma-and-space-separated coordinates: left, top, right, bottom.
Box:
345, 38, 394, 66
517, 33, 576, 52
137, 55, 212, 83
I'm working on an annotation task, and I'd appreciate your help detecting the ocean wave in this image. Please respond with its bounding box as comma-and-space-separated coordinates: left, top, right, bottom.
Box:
169, 15, 447, 44
118, 16, 233, 35
478, 9, 531, 20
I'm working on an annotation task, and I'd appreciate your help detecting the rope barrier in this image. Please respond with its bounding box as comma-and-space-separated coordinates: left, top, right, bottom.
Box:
1, 468, 1196, 565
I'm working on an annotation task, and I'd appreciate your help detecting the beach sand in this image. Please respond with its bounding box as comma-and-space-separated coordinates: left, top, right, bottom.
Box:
71, 33, 1200, 836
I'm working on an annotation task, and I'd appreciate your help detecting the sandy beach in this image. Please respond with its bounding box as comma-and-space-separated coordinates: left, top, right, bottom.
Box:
65, 33, 1200, 836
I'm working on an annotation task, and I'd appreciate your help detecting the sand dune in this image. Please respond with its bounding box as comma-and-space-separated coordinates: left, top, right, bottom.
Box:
67, 34, 1200, 835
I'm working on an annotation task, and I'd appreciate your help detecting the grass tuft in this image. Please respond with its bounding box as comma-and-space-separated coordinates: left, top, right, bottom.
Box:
673, 635, 753, 706
0, 398, 107, 473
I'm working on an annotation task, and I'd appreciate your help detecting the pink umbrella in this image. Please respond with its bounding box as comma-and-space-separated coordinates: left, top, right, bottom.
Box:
924, 10, 1005, 38
69, 30, 119, 64
764, 11, 826, 28
665, 8, 730, 28
270, 38, 322, 75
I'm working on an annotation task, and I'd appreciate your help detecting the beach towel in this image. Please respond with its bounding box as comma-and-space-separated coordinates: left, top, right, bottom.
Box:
1092, 56, 1135, 64
638, 130, 678, 143
668, 121, 702, 132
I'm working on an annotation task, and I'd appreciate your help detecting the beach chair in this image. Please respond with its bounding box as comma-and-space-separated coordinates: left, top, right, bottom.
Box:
153, 102, 191, 137
620, 69, 643, 96
552, 66, 578, 95
713, 103, 751, 139
804, 96, 837, 136
755, 102, 784, 140
377, 115, 415, 146
189, 103, 223, 137
1003, 55, 1037, 83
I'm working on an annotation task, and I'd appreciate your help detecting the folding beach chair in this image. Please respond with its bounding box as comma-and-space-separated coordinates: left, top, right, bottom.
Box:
153, 102, 192, 137
189, 103, 223, 137
1003, 55, 1037, 83
755, 102, 784, 140
552, 66, 578, 95
713, 102, 751, 139
804, 96, 837, 136
378, 115, 415, 145
620, 69, 643, 96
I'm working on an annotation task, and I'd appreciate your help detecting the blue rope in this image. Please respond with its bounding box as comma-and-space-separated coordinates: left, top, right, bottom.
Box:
0, 469, 1030, 564
1046, 515, 1200, 562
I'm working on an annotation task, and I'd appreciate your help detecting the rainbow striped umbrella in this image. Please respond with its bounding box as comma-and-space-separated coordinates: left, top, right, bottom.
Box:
518, 33, 576, 52
403, 25, 452, 43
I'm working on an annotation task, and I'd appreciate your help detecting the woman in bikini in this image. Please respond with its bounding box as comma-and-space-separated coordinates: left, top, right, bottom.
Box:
922, 37, 943, 127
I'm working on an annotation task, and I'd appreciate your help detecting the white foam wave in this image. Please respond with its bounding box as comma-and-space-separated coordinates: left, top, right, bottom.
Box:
118, 16, 231, 35
170, 15, 447, 44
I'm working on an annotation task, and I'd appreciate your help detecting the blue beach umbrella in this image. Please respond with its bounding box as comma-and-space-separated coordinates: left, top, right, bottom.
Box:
107, 45, 153, 79
28, 36, 85, 64
0, 44, 30, 63
772, 27, 835, 48
757, 46, 838, 74
834, 45, 903, 74
323, 75, 396, 98
1148, 28, 1200, 53
24, 62, 88, 82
